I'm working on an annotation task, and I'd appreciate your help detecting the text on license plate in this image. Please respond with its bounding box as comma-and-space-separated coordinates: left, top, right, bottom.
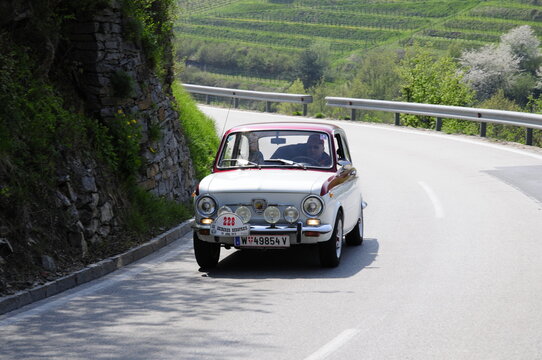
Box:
234, 235, 290, 248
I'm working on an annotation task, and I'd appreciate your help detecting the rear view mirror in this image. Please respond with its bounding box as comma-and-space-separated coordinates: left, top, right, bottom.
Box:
271, 137, 286, 144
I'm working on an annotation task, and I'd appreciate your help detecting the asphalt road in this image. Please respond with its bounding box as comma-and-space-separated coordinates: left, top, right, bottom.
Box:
1, 107, 542, 359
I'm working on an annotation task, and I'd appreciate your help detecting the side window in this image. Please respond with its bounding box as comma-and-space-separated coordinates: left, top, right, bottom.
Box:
334, 133, 351, 163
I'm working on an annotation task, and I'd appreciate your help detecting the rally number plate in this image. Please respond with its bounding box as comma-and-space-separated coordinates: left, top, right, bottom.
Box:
234, 235, 290, 248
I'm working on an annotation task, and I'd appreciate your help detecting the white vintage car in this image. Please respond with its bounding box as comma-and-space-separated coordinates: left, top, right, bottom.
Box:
192, 122, 366, 268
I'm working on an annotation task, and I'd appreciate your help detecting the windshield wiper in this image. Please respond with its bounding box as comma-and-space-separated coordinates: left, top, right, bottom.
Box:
265, 158, 306, 169
221, 158, 261, 169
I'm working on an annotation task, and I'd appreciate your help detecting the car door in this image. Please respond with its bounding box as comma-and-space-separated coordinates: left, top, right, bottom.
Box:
332, 130, 361, 233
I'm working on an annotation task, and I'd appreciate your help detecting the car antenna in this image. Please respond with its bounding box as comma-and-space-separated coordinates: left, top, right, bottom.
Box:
220, 96, 234, 137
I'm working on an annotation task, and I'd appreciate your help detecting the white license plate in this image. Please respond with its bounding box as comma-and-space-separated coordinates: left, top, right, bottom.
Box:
234, 235, 290, 248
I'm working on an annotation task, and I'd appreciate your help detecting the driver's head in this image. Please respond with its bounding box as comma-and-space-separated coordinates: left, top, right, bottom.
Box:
248, 132, 259, 151
306, 134, 325, 159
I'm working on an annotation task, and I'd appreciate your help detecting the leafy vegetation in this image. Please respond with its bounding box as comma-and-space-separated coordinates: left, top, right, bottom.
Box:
123, 0, 178, 81
172, 82, 220, 179
175, 0, 542, 148
1, 0, 224, 293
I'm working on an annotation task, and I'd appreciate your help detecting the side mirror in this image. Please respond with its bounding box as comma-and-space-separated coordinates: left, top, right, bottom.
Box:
338, 160, 352, 173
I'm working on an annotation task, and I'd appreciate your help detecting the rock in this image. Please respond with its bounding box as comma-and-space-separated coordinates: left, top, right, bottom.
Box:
84, 219, 100, 238
55, 190, 71, 207
81, 175, 97, 193
41, 255, 57, 272
67, 205, 80, 224
97, 225, 110, 238
69, 231, 88, 258
100, 202, 114, 223
0, 238, 13, 256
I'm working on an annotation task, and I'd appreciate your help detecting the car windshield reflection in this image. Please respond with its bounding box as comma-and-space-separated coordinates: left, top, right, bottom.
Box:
217, 130, 334, 169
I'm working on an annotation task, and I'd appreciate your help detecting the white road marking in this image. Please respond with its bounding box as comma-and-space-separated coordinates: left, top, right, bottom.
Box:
418, 181, 445, 219
0, 238, 192, 327
304, 329, 360, 360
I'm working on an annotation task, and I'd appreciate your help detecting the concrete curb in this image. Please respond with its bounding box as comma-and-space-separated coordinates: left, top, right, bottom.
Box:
0, 219, 194, 316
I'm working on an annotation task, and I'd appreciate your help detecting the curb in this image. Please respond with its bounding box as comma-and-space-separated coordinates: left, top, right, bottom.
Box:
0, 219, 194, 316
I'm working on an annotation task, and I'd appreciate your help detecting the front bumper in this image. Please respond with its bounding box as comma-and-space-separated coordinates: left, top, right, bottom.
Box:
193, 221, 333, 245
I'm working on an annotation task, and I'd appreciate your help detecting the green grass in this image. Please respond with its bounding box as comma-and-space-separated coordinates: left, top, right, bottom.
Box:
125, 186, 192, 234
172, 81, 220, 180
175, 0, 542, 89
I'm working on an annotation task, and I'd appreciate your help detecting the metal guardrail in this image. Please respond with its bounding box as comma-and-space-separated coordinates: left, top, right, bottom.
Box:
183, 83, 313, 116
181, 84, 541, 145
326, 97, 542, 145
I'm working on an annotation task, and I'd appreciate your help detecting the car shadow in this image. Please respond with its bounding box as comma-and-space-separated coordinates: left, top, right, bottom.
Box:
203, 238, 379, 279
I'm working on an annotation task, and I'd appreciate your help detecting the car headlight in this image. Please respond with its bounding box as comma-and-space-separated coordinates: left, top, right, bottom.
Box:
235, 206, 252, 223
302, 196, 324, 217
197, 196, 216, 216
283, 206, 299, 223
217, 206, 233, 216
264, 206, 280, 224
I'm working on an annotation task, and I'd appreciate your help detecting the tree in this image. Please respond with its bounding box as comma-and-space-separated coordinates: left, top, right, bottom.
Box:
500, 25, 542, 74
398, 44, 475, 128
349, 49, 401, 101
460, 44, 520, 101
295, 42, 330, 88
277, 79, 306, 115
460, 25, 542, 103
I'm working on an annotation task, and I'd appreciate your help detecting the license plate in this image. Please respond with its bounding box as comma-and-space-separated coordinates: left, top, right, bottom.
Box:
234, 235, 290, 248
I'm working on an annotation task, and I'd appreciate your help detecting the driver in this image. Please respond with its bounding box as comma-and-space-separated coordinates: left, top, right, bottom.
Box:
306, 133, 331, 166
248, 132, 264, 164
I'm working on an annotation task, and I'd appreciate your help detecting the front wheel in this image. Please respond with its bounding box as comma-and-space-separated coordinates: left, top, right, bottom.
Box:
319, 215, 343, 268
193, 231, 220, 269
346, 208, 364, 246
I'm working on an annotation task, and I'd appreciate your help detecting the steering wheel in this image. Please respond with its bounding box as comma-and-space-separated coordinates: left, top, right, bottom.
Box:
291, 156, 319, 165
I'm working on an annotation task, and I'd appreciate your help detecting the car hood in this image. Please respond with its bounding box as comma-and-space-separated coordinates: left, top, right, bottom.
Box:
199, 169, 333, 195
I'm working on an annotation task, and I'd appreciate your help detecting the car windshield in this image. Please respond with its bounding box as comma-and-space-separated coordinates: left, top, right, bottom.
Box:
217, 130, 334, 169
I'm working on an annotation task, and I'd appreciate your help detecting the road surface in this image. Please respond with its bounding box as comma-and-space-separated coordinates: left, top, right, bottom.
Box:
1, 107, 542, 359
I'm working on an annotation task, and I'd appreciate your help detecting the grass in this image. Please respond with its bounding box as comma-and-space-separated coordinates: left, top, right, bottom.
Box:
172, 81, 220, 180
125, 186, 192, 234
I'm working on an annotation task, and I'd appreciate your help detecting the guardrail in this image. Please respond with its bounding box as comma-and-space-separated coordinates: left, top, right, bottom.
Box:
181, 84, 541, 146
326, 97, 542, 145
183, 83, 313, 116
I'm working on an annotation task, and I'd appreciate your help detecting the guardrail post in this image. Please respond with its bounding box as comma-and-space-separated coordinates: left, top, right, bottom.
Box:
303, 104, 308, 116
480, 122, 487, 138
234, 98, 239, 108
266, 101, 271, 112
395, 113, 401, 126
205, 95, 210, 105
435, 117, 443, 131
526, 128, 533, 145
351, 109, 356, 121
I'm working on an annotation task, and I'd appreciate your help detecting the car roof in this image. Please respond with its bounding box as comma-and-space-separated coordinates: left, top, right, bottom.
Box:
223, 122, 343, 136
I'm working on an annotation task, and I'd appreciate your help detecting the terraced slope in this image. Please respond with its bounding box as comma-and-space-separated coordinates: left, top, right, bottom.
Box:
176, 0, 542, 82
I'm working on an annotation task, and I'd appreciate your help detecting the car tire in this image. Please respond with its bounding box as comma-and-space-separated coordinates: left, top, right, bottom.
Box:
346, 208, 364, 246
193, 231, 220, 269
319, 215, 343, 268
